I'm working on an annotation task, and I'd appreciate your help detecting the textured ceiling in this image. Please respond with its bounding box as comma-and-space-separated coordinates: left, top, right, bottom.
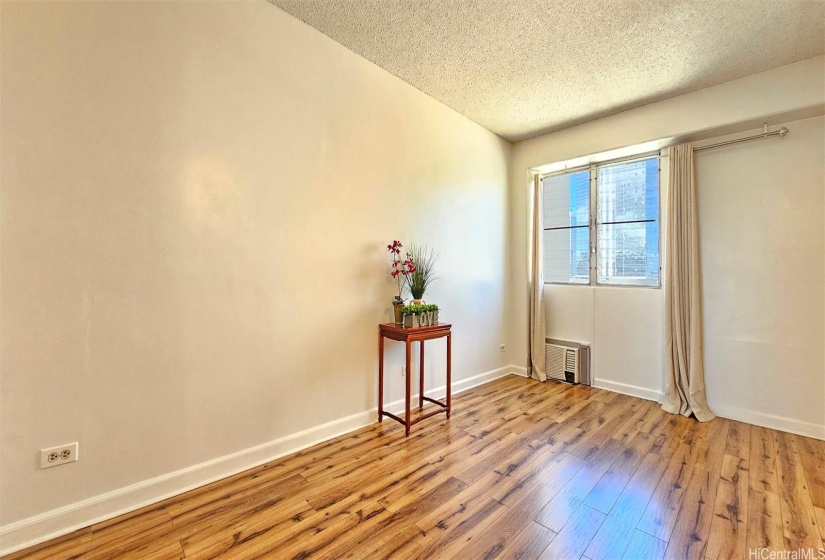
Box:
269, 0, 825, 142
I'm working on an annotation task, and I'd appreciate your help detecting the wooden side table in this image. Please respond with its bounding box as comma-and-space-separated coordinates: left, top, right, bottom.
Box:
378, 322, 452, 436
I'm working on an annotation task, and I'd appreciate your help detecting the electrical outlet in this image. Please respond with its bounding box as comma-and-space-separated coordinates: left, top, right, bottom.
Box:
500, 344, 506, 353
40, 442, 79, 469
401, 365, 406, 377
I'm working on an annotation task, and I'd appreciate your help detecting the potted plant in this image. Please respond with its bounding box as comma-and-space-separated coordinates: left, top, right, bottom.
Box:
402, 303, 440, 327
422, 303, 439, 325
402, 304, 423, 328
407, 243, 437, 304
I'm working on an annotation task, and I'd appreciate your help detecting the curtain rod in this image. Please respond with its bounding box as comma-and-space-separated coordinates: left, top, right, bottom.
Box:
693, 123, 789, 153
537, 123, 790, 171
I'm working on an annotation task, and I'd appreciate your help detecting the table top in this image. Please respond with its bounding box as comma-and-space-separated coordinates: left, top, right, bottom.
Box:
379, 322, 452, 339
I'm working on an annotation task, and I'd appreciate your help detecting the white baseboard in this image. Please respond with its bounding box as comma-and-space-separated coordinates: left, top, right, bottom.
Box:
0, 366, 523, 556
590, 378, 824, 441
0, 409, 375, 556
709, 401, 825, 441
509, 365, 529, 378
591, 378, 663, 403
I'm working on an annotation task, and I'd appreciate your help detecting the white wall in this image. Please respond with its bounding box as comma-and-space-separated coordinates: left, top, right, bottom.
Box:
510, 57, 825, 439
545, 283, 664, 401
0, 1, 512, 547
545, 159, 669, 401
697, 116, 825, 435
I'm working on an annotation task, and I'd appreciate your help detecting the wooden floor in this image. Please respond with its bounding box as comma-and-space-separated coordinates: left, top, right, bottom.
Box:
7, 375, 825, 560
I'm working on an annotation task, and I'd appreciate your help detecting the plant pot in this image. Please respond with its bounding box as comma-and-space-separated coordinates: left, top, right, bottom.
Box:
403, 314, 422, 328
403, 311, 439, 328
392, 301, 404, 324
412, 299, 424, 305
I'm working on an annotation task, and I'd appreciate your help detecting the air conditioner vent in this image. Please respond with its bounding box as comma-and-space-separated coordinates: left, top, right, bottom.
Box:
544, 339, 590, 385
565, 349, 577, 373
546, 344, 566, 379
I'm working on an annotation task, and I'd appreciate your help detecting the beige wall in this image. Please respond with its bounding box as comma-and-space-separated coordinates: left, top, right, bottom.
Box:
0, 0, 511, 536
509, 57, 825, 438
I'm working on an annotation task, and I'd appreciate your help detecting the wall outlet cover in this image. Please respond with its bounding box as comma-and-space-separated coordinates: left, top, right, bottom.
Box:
40, 442, 79, 469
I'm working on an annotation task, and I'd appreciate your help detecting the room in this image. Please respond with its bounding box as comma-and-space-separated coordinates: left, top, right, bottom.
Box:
1, 0, 823, 558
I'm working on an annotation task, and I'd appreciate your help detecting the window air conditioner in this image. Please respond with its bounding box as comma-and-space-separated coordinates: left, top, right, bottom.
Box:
544, 339, 591, 385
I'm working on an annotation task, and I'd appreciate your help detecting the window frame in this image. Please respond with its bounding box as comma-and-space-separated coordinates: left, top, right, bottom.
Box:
540, 152, 662, 288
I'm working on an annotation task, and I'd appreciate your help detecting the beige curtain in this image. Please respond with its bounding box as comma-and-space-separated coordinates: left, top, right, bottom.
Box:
529, 174, 546, 381
662, 143, 715, 422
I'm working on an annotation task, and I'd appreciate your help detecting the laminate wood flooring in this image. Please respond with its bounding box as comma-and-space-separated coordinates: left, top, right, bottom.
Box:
6, 375, 824, 559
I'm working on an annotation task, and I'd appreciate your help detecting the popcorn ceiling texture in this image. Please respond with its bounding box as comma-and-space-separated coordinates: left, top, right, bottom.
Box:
269, 0, 825, 142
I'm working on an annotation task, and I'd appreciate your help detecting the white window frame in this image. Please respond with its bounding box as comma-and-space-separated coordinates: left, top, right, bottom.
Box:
541, 152, 661, 288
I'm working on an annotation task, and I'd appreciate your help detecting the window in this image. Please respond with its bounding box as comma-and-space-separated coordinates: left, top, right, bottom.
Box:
542, 156, 660, 287
543, 170, 590, 284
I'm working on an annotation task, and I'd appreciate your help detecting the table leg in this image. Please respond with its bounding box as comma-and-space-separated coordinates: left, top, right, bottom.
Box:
446, 332, 452, 419
419, 340, 425, 409
378, 333, 384, 422
405, 339, 411, 436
